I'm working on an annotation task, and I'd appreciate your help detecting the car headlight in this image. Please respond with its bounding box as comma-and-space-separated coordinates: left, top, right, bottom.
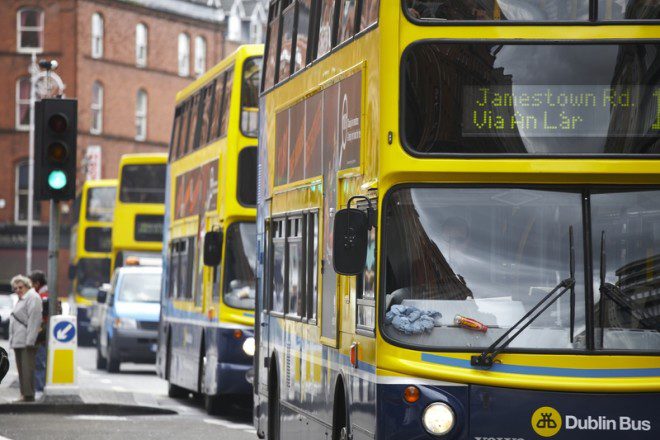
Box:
114, 317, 137, 329
422, 402, 455, 436
242, 337, 255, 356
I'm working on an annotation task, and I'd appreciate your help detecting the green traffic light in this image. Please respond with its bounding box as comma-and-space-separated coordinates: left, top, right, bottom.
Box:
47, 170, 67, 190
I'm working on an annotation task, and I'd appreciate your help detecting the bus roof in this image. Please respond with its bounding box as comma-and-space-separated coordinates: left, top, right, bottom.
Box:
82, 178, 117, 190
175, 44, 263, 104
118, 153, 168, 167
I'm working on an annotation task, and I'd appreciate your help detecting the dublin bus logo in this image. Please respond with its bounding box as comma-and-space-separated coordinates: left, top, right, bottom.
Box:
532, 407, 562, 437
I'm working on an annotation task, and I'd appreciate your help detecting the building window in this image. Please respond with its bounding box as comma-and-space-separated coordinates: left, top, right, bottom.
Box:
17, 8, 44, 53
136, 23, 148, 67
15, 162, 41, 223
135, 89, 147, 141
250, 19, 263, 43
16, 78, 31, 131
91, 81, 103, 134
178, 33, 190, 77
194, 36, 207, 77
91, 13, 104, 58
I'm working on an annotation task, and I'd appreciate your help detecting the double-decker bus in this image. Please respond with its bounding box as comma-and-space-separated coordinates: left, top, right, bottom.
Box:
111, 153, 167, 272
69, 179, 117, 345
156, 44, 262, 414
254, 1, 659, 439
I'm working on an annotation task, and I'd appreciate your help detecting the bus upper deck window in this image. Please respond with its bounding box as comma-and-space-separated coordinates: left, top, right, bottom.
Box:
405, 0, 590, 21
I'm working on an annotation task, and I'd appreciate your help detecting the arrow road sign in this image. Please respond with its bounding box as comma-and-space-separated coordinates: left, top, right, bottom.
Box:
53, 320, 76, 343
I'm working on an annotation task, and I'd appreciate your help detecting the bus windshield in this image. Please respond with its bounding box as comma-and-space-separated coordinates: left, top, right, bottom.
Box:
77, 258, 111, 297
223, 222, 256, 310
402, 43, 660, 155
241, 57, 262, 137
86, 186, 115, 222
117, 272, 161, 303
382, 187, 660, 352
119, 164, 166, 203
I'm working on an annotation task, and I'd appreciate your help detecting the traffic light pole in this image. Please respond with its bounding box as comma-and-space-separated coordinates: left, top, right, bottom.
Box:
47, 199, 60, 318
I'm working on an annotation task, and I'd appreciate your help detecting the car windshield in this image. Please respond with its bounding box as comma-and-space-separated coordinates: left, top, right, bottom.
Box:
223, 222, 257, 310
383, 187, 660, 352
117, 272, 161, 303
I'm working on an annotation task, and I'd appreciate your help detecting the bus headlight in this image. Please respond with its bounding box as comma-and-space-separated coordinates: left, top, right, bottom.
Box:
242, 337, 255, 356
422, 402, 455, 436
114, 317, 137, 329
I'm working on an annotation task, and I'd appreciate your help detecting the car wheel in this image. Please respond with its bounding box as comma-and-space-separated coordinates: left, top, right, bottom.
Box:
106, 339, 120, 373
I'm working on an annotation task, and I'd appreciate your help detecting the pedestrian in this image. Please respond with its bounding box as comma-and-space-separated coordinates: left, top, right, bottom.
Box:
8, 274, 42, 402
29, 270, 49, 393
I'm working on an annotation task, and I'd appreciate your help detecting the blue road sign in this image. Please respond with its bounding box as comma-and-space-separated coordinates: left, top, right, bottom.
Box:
53, 320, 76, 343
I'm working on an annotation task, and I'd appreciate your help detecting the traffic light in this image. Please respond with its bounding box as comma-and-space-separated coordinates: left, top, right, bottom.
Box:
34, 98, 77, 201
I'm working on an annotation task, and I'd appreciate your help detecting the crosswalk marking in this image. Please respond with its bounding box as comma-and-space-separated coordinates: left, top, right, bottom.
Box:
69, 415, 128, 421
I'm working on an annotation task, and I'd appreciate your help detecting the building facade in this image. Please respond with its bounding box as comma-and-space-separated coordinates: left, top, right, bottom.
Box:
0, 0, 267, 292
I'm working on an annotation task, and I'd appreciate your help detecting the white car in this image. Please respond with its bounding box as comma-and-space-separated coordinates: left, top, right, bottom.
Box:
0, 294, 18, 339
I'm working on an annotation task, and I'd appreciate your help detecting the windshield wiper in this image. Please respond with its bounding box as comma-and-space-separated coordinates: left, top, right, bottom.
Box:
471, 226, 576, 368
598, 231, 649, 343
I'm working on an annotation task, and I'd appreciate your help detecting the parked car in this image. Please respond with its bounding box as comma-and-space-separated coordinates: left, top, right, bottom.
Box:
0, 294, 17, 339
95, 265, 161, 373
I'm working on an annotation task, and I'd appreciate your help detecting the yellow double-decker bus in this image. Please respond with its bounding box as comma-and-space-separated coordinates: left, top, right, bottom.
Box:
69, 179, 117, 345
254, 1, 659, 439
111, 153, 167, 272
156, 44, 262, 415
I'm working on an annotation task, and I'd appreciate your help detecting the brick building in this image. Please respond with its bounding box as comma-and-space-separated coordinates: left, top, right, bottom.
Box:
0, 0, 267, 292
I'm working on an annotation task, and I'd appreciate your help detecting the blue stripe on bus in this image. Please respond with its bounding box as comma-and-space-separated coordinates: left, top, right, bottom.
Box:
421, 353, 660, 378
243, 312, 255, 318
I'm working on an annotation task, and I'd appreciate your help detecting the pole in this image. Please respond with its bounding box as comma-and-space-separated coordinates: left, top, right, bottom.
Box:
27, 54, 39, 274
48, 200, 60, 318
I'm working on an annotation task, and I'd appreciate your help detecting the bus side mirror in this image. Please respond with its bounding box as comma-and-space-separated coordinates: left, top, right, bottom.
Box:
68, 264, 76, 280
333, 208, 368, 276
97, 283, 111, 304
204, 230, 223, 267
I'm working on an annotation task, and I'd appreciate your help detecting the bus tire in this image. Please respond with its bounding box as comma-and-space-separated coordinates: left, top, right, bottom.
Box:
96, 344, 107, 370
204, 393, 223, 415
168, 381, 188, 399
268, 357, 280, 440
332, 377, 350, 440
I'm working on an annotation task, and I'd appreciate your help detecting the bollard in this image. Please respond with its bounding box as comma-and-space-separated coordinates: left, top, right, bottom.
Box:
44, 314, 80, 398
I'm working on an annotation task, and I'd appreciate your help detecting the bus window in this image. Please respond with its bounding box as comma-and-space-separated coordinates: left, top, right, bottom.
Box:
598, 0, 659, 19
198, 83, 214, 147
237, 147, 257, 207
210, 72, 225, 140
86, 186, 115, 222
279, 4, 295, 82
84, 227, 112, 253
317, 0, 337, 58
187, 93, 201, 150
356, 212, 376, 333
119, 163, 166, 203
287, 217, 304, 317
271, 219, 286, 314
241, 58, 261, 137
170, 105, 183, 160
337, 0, 356, 44
294, 0, 312, 73
359, 0, 379, 31
224, 222, 257, 310
220, 69, 233, 137
264, 8, 280, 90
77, 258, 111, 297
180, 100, 192, 156
305, 212, 318, 321
405, 0, 589, 21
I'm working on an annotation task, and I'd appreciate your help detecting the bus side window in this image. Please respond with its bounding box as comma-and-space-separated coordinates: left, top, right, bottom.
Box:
263, 1, 281, 91
336, 0, 356, 45
271, 219, 286, 314
294, 0, 313, 74
169, 105, 182, 160
316, 0, 338, 59
187, 93, 202, 151
359, 0, 379, 32
305, 211, 319, 322
356, 207, 376, 334
198, 82, 215, 148
219, 69, 233, 138
279, 3, 295, 83
286, 217, 305, 319
180, 99, 192, 157
210, 72, 225, 141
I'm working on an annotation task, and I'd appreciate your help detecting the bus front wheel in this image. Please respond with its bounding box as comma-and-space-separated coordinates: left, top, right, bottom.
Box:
332, 378, 349, 440
268, 359, 280, 440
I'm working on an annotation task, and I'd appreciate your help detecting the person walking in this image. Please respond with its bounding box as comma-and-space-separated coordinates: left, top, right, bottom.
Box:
29, 270, 49, 393
8, 275, 42, 402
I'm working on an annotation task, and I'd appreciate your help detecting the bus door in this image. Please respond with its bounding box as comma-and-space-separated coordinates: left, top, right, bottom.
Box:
256, 216, 272, 394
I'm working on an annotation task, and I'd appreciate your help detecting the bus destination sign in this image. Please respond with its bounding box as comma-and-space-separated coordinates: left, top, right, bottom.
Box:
463, 85, 660, 137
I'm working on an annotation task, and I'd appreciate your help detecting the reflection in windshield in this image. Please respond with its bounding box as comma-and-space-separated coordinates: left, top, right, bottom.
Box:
118, 272, 161, 303
383, 188, 586, 350
592, 190, 660, 350
223, 223, 256, 310
86, 187, 116, 222
77, 258, 111, 297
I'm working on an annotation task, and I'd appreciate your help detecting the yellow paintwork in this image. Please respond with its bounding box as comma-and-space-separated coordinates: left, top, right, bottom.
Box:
262, 4, 660, 394
70, 179, 117, 305
169, 45, 263, 326
111, 153, 167, 273
50, 349, 74, 384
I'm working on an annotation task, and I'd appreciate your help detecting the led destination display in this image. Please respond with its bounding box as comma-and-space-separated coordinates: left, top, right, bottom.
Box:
463, 85, 660, 137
